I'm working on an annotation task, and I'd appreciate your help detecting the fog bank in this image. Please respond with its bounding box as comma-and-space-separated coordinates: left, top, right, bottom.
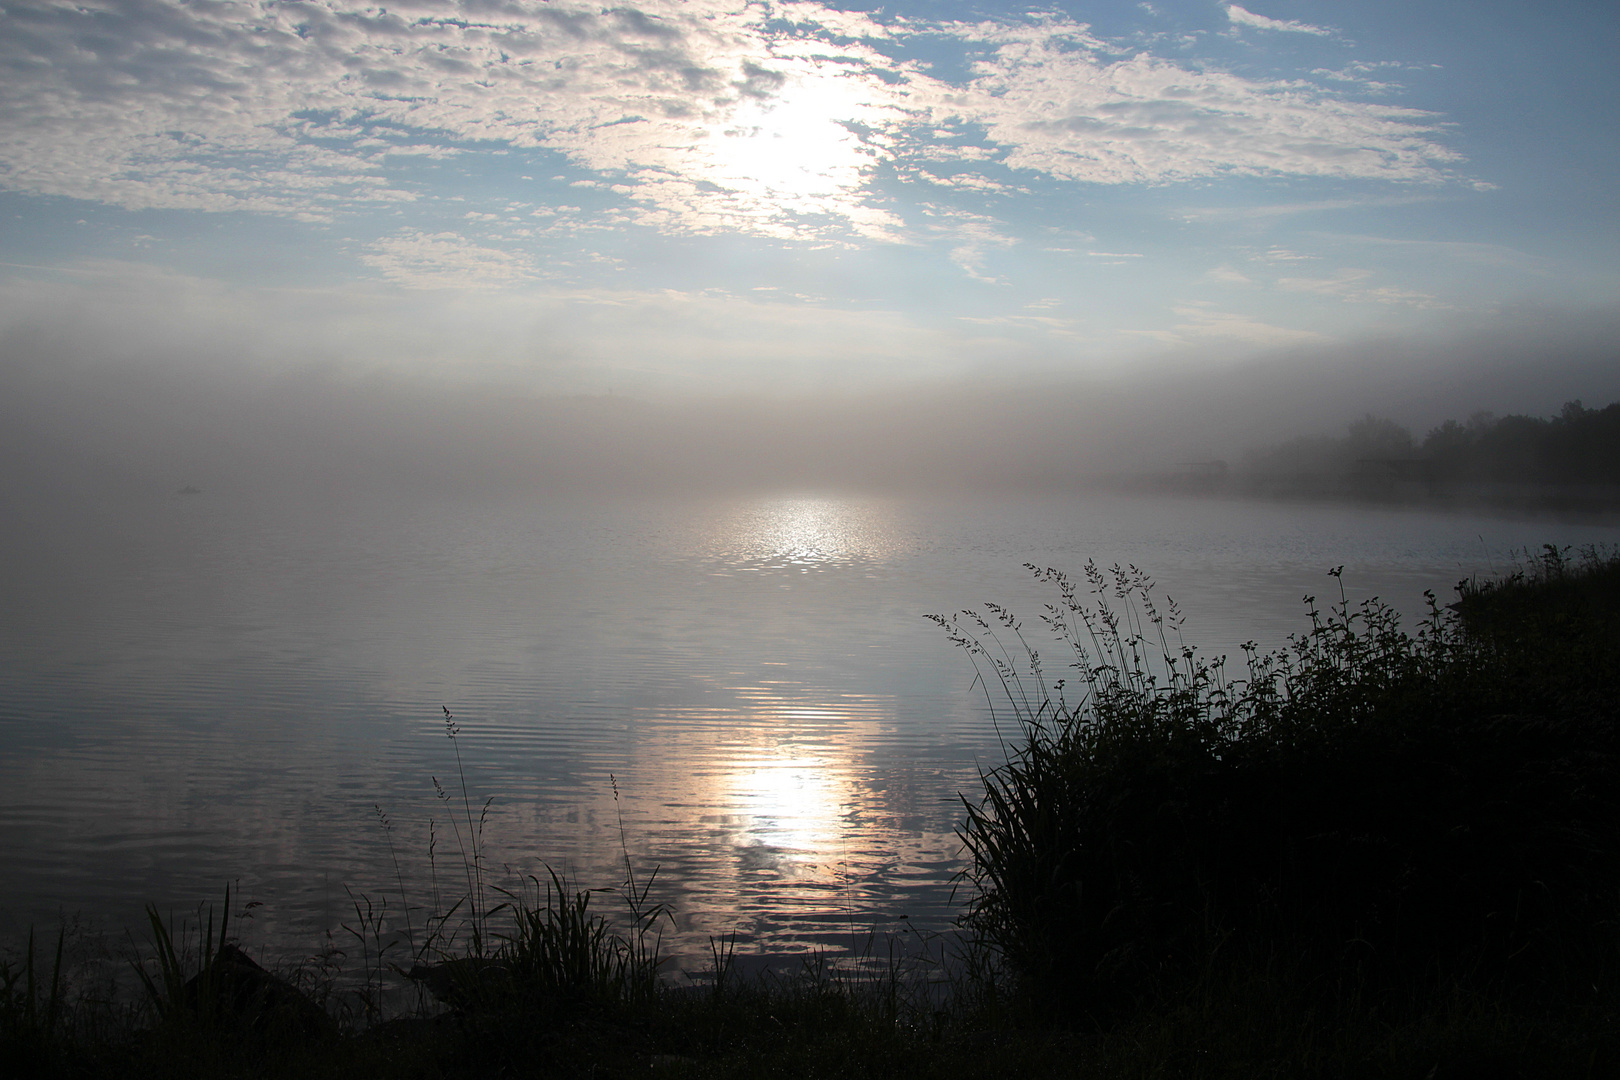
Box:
4, 307, 1618, 508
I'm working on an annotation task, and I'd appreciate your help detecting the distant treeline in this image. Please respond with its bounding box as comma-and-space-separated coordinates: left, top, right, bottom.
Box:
1228, 399, 1620, 498
1418, 400, 1620, 486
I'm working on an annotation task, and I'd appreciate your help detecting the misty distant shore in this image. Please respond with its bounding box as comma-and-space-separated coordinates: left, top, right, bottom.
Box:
1121, 399, 1620, 516
6, 317, 1620, 510
1115, 470, 1620, 515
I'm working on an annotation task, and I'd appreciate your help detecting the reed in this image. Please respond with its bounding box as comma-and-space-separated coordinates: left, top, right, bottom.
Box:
479, 861, 670, 1009
0, 926, 66, 1068
316, 718, 678, 1020
132, 885, 233, 1027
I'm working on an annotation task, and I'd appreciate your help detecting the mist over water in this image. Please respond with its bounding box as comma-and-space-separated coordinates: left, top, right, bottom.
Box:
5, 301, 1620, 507
2, 486, 1614, 969
3, 299, 1618, 968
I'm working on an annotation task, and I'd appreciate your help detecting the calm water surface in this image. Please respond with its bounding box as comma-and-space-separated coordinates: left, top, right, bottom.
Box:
1, 490, 1614, 969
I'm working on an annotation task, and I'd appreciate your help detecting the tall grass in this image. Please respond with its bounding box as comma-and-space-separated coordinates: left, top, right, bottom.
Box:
131, 885, 234, 1027
367, 720, 673, 1017
0, 927, 67, 1069
936, 552, 1620, 1017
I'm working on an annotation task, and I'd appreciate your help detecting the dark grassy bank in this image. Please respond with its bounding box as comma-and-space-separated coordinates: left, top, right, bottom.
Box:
941, 546, 1620, 1075
5, 549, 1619, 1078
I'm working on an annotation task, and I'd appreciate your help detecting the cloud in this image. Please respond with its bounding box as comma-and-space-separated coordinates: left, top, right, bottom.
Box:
1256, 248, 1317, 262
1310, 61, 1409, 93
0, 260, 1016, 395
956, 311, 1080, 336
1226, 5, 1333, 37
1204, 265, 1254, 285
0, 0, 912, 239
1277, 268, 1448, 309
0, 1, 1462, 246
938, 217, 1017, 282
1321, 234, 1548, 272
1175, 194, 1437, 222
928, 20, 1456, 185
360, 230, 539, 289
1166, 303, 1330, 346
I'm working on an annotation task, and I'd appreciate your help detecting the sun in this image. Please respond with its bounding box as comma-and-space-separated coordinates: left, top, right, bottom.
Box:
699, 70, 880, 217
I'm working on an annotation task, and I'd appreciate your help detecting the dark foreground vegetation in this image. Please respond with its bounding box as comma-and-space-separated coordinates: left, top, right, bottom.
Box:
5, 548, 1619, 1078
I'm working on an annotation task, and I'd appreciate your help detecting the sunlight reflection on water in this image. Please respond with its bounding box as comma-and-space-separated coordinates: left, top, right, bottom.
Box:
699, 495, 915, 573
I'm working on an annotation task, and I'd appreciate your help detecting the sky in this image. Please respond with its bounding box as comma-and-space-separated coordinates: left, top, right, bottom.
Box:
2, 0, 1618, 493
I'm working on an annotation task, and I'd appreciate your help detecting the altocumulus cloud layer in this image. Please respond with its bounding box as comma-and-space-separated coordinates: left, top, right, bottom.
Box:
1, 0, 1459, 245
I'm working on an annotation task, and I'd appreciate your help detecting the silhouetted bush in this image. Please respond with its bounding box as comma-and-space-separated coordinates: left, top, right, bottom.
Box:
939, 551, 1620, 1018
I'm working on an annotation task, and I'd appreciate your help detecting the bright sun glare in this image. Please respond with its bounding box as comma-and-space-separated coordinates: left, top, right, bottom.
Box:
726, 749, 849, 858
705, 495, 905, 572
701, 72, 880, 215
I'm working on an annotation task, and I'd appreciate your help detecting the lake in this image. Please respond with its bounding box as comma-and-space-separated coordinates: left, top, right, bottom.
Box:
1, 488, 1615, 972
